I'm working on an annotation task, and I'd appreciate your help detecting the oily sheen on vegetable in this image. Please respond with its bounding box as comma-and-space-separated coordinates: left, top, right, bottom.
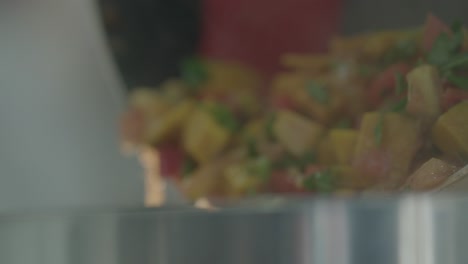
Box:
120, 14, 468, 200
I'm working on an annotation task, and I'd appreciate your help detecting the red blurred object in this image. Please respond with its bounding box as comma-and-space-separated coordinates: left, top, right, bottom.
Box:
422, 13, 451, 52
268, 170, 307, 193
199, 0, 343, 79
352, 149, 392, 184
442, 86, 468, 111
158, 143, 184, 179
367, 63, 411, 108
271, 95, 297, 111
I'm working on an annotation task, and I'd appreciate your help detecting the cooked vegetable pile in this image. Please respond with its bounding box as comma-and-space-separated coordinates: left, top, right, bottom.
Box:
121, 14, 468, 200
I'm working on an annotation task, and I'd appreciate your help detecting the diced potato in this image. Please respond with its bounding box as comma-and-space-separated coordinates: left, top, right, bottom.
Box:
354, 112, 421, 189
330, 30, 420, 59
280, 54, 333, 72
159, 79, 189, 102
242, 119, 266, 141
145, 100, 195, 144
182, 109, 231, 163
406, 64, 442, 121
317, 135, 336, 165
406, 158, 458, 191
181, 148, 247, 200
271, 72, 307, 95
273, 110, 325, 156
201, 60, 260, 93
331, 166, 371, 189
294, 88, 345, 125
181, 162, 226, 200
432, 102, 468, 160
129, 88, 170, 117
329, 129, 358, 165
224, 157, 270, 197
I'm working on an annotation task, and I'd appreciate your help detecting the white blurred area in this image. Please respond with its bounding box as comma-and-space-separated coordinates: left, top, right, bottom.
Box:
0, 0, 144, 211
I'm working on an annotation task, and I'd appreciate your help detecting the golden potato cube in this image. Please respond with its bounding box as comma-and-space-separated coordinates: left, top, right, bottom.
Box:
329, 129, 358, 165
242, 119, 266, 141
317, 134, 336, 165
273, 110, 324, 156
331, 165, 371, 189
145, 100, 195, 144
182, 109, 231, 164
354, 112, 421, 188
296, 90, 345, 125
223, 158, 269, 198
406, 64, 442, 121
129, 88, 170, 117
181, 148, 247, 200
202, 60, 260, 93
432, 102, 468, 160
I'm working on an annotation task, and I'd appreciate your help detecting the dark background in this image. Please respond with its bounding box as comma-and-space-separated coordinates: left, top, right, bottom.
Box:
97, 0, 468, 90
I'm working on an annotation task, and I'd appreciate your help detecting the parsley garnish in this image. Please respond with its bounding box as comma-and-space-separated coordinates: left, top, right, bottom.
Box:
299, 151, 316, 169
382, 39, 418, 65
247, 137, 258, 158
334, 118, 353, 129
265, 114, 276, 140
207, 104, 239, 132
359, 64, 374, 77
441, 53, 468, 71
425, 19, 468, 91
303, 169, 335, 193
446, 72, 468, 90
181, 157, 197, 178
306, 81, 329, 104
181, 57, 208, 88
272, 151, 315, 172
395, 72, 408, 95
374, 113, 385, 146
248, 157, 272, 181
427, 20, 464, 67
389, 98, 408, 112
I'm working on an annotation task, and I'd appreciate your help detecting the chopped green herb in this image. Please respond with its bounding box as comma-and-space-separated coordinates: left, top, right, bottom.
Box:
441, 53, 468, 71
181, 158, 197, 178
208, 104, 239, 132
395, 72, 407, 96
306, 81, 329, 104
427, 33, 454, 66
446, 71, 468, 90
427, 20, 464, 67
359, 64, 374, 77
247, 137, 258, 158
450, 19, 464, 50
272, 154, 295, 169
330, 61, 340, 71
181, 57, 208, 88
265, 114, 276, 140
273, 151, 315, 172
389, 98, 408, 112
299, 151, 316, 168
248, 157, 272, 181
383, 39, 417, 65
334, 118, 353, 129
302, 176, 315, 191
416, 58, 425, 66
374, 113, 385, 146
303, 169, 335, 192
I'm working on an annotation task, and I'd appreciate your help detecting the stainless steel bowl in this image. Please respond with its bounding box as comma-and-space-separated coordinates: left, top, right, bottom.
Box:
1, 194, 468, 264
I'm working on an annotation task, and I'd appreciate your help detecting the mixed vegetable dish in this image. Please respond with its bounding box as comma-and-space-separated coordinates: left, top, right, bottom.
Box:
121, 14, 468, 200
